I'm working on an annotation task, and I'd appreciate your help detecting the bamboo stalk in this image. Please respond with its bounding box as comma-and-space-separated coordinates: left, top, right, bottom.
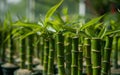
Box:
56, 32, 65, 75
40, 37, 44, 65
91, 38, 101, 75
101, 36, 113, 75
113, 36, 119, 69
9, 33, 14, 63
48, 38, 55, 75
64, 37, 72, 75
78, 37, 83, 75
20, 38, 27, 69
43, 38, 49, 75
28, 35, 34, 71
71, 37, 78, 75
84, 38, 92, 75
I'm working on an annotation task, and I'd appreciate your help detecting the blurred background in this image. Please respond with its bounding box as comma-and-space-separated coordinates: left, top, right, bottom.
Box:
0, 0, 120, 22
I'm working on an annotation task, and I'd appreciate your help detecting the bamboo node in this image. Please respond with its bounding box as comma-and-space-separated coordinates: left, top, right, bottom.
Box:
101, 71, 108, 74
92, 49, 100, 52
104, 48, 111, 50
102, 61, 110, 64
71, 65, 78, 67
84, 44, 90, 46
92, 66, 101, 69
58, 65, 64, 68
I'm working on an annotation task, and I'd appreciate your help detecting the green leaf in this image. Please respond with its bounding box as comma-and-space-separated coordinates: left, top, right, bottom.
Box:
98, 25, 107, 39
44, 0, 63, 24
80, 15, 104, 30
79, 31, 91, 38
105, 29, 120, 36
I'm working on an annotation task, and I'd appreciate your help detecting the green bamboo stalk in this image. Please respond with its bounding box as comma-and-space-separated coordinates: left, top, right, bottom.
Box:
43, 38, 49, 75
20, 38, 27, 69
113, 36, 119, 69
28, 35, 34, 71
71, 37, 78, 75
84, 38, 92, 75
1, 31, 6, 62
64, 37, 72, 75
78, 37, 83, 75
9, 33, 14, 63
91, 38, 101, 75
56, 32, 65, 75
40, 37, 44, 65
36, 35, 40, 58
48, 38, 55, 75
101, 36, 113, 75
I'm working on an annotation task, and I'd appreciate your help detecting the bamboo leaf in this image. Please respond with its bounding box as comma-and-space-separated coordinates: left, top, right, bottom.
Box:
13, 21, 41, 29
80, 15, 104, 30
44, 0, 63, 24
79, 31, 91, 38
105, 30, 120, 36
98, 25, 107, 39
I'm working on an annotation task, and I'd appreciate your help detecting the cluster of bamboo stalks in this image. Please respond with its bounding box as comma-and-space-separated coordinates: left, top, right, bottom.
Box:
0, 0, 120, 75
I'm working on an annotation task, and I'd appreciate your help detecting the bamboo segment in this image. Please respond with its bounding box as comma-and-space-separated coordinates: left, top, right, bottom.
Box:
101, 36, 113, 75
9, 34, 14, 63
40, 37, 44, 65
56, 32, 65, 75
113, 36, 119, 69
65, 37, 72, 75
20, 38, 27, 69
43, 38, 49, 75
48, 38, 55, 75
28, 35, 34, 71
84, 38, 92, 75
78, 37, 83, 75
91, 38, 101, 75
71, 37, 78, 75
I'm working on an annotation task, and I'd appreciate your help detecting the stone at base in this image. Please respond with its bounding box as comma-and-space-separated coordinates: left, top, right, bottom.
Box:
14, 69, 32, 75
1, 63, 19, 75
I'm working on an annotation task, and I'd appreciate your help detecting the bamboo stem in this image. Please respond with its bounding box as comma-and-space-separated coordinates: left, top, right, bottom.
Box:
28, 35, 34, 71
71, 37, 78, 75
101, 36, 113, 75
43, 38, 49, 75
48, 38, 55, 75
56, 32, 65, 75
64, 37, 72, 75
20, 38, 27, 69
84, 38, 92, 75
78, 37, 83, 75
113, 36, 119, 69
91, 38, 101, 75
